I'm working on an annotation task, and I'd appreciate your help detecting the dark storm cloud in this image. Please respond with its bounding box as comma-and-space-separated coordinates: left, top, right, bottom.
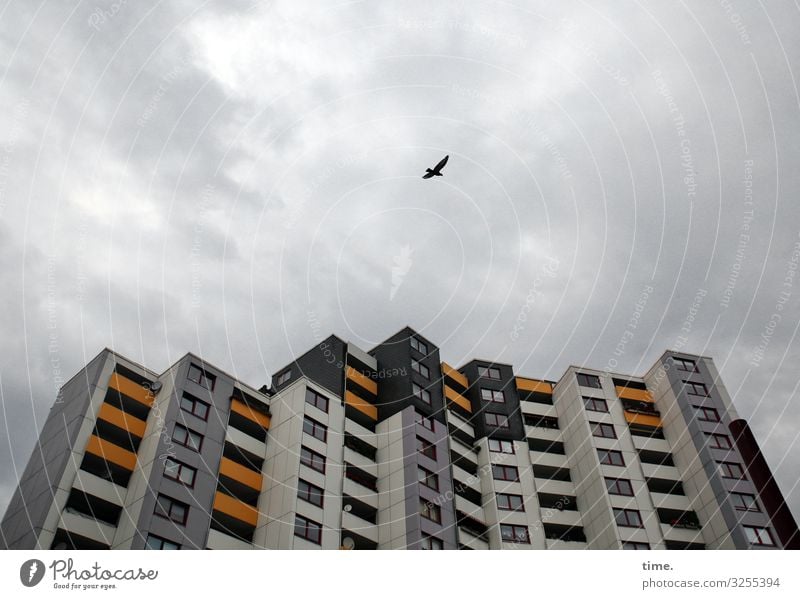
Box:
1, 0, 799, 519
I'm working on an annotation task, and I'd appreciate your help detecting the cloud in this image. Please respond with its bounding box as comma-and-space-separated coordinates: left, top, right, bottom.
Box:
1, 0, 799, 524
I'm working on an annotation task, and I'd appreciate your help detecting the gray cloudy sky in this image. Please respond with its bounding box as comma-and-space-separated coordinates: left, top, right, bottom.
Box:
1, 1, 799, 519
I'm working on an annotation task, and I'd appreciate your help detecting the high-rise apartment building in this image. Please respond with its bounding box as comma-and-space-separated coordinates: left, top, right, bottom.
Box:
2, 327, 797, 550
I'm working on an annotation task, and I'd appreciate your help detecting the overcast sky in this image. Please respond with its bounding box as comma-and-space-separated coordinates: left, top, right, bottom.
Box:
1, 1, 799, 520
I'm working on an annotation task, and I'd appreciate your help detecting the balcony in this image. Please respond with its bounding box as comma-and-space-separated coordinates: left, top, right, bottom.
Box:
59, 510, 116, 547
616, 386, 654, 403
97, 402, 147, 440
225, 425, 266, 458
344, 417, 378, 447
211, 491, 258, 543
455, 493, 484, 521
228, 398, 270, 443
529, 451, 567, 469
450, 437, 477, 462
456, 511, 488, 541
546, 538, 587, 550
521, 401, 558, 418
217, 457, 262, 507
658, 508, 703, 543
444, 385, 472, 414
452, 465, 480, 491
660, 522, 705, 545
524, 425, 560, 442
541, 509, 582, 528
543, 523, 586, 544
71, 470, 126, 507
447, 409, 475, 437
107, 372, 154, 410
342, 477, 378, 509
632, 435, 671, 453
647, 477, 685, 496
64, 488, 121, 528
344, 447, 377, 477
450, 451, 478, 476
458, 526, 489, 550
341, 510, 378, 544
641, 462, 681, 481
206, 528, 253, 550
650, 492, 691, 511
528, 437, 566, 455
534, 477, 575, 498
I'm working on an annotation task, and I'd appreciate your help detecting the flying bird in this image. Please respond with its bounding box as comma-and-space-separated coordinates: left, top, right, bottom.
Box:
422, 155, 449, 179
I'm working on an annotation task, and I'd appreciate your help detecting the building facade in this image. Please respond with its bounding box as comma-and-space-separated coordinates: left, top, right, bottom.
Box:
1, 327, 797, 550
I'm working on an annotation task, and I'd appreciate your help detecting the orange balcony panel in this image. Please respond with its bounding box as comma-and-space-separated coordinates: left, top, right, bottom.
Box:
218, 457, 263, 491
346, 366, 378, 395
97, 402, 147, 438
444, 385, 472, 413
108, 373, 154, 408
616, 386, 654, 403
624, 411, 662, 428
345, 390, 378, 420
516, 377, 553, 394
213, 491, 258, 527
441, 362, 469, 388
230, 398, 271, 429
85, 435, 136, 471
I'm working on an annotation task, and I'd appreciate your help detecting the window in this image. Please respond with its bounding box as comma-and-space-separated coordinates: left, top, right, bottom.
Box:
591, 422, 616, 439
410, 337, 428, 355
614, 508, 643, 528
163, 458, 196, 487
145, 534, 180, 550
305, 389, 329, 413
294, 515, 322, 544
583, 397, 609, 412
497, 493, 524, 511
420, 535, 443, 550
673, 357, 698, 373
419, 499, 441, 523
298, 479, 324, 508
598, 449, 625, 466
492, 464, 519, 482
154, 494, 188, 525
706, 433, 732, 450
488, 439, 514, 454
478, 366, 501, 380
187, 364, 215, 391
605, 477, 634, 496
623, 541, 650, 550
484, 412, 510, 430
500, 524, 530, 544
744, 526, 775, 546
411, 359, 430, 379
731, 492, 760, 512
276, 370, 292, 385
694, 406, 720, 422
683, 380, 709, 396
480, 388, 505, 403
180, 392, 210, 421
416, 436, 437, 460
412, 383, 431, 404
415, 411, 434, 431
172, 424, 203, 452
303, 416, 327, 442
717, 461, 746, 480
577, 373, 602, 388
418, 466, 439, 491
300, 446, 326, 474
